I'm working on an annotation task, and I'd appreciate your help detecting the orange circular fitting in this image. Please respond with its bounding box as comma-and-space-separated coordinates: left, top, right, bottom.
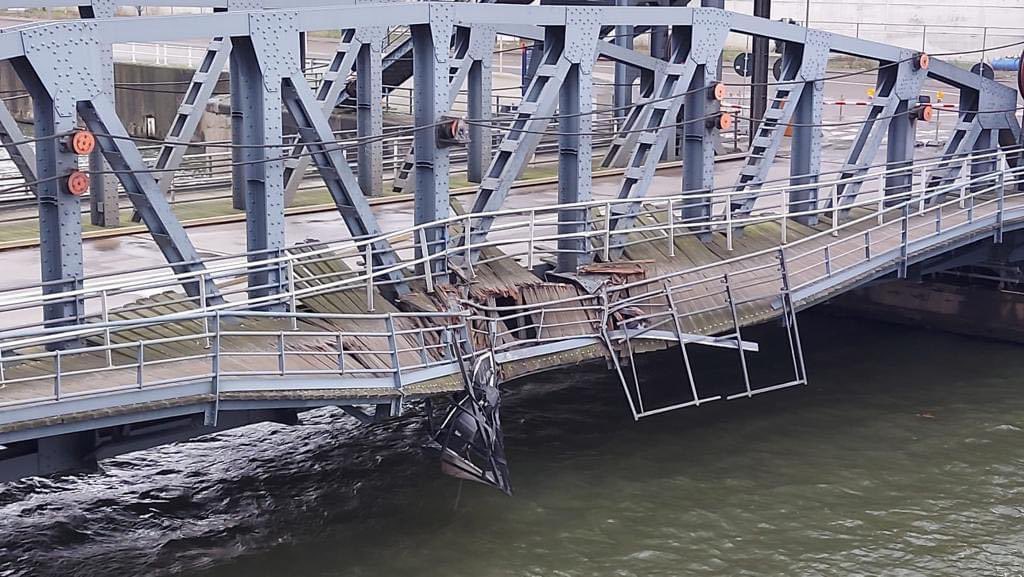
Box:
915, 52, 930, 71
718, 112, 734, 131
69, 130, 95, 156
712, 82, 727, 101
66, 170, 89, 196
919, 104, 934, 122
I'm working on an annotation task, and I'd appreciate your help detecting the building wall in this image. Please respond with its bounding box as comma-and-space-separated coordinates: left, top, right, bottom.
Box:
723, 0, 1024, 58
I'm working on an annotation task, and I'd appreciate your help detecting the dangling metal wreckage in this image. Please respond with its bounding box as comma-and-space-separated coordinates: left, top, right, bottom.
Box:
428, 342, 512, 495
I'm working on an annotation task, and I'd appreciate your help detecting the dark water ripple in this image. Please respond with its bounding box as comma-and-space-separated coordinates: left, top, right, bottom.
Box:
3, 315, 1024, 576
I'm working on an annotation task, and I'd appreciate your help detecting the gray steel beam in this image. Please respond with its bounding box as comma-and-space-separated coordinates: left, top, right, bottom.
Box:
557, 58, 594, 272
606, 8, 729, 256
411, 5, 454, 280
79, 98, 222, 303
281, 28, 360, 205
834, 50, 926, 209
681, 64, 715, 223
230, 35, 286, 305
280, 77, 411, 297
392, 24, 495, 194
0, 99, 36, 194
884, 99, 916, 205
467, 27, 572, 240
732, 31, 828, 219
613, 0, 636, 130
154, 36, 231, 197
466, 28, 494, 184
19, 19, 219, 305
748, 0, 770, 140
79, 3, 119, 229
14, 59, 83, 330
356, 28, 385, 198
788, 34, 828, 224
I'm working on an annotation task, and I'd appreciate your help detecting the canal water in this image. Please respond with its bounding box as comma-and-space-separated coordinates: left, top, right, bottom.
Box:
3, 313, 1024, 576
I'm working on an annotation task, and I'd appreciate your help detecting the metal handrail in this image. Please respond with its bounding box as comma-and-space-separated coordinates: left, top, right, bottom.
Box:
0, 148, 1018, 342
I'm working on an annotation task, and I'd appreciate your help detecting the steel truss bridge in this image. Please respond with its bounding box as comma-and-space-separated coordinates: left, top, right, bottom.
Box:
0, 0, 1021, 481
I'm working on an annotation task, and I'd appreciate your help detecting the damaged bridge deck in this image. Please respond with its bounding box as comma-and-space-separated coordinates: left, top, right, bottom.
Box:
1, 172, 1022, 441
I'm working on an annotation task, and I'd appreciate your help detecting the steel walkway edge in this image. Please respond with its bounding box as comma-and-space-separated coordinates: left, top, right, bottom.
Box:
791, 208, 1024, 307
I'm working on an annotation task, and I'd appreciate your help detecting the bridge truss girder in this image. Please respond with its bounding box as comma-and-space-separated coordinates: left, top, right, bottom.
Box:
2, 2, 1020, 321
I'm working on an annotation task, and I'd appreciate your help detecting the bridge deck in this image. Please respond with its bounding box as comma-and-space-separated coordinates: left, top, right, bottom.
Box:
0, 183, 1016, 438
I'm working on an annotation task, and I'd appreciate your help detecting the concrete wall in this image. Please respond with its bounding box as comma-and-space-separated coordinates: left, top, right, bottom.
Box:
724, 0, 1024, 58
0, 60, 228, 139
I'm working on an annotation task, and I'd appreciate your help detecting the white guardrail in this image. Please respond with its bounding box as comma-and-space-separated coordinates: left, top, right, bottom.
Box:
0, 147, 1021, 408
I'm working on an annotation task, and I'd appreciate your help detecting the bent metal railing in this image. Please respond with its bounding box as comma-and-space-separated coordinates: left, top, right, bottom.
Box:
0, 147, 1018, 339
0, 153, 1022, 414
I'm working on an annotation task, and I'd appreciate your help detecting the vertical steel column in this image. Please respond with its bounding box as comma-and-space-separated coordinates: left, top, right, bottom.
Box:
467, 56, 492, 184
79, 3, 119, 228
789, 77, 819, 223
356, 33, 385, 197
788, 33, 828, 224
682, 65, 716, 223
613, 0, 635, 130
232, 36, 285, 303
17, 61, 82, 329
750, 0, 771, 140
411, 6, 453, 279
557, 59, 593, 272
230, 45, 247, 211
884, 100, 916, 205
971, 127, 997, 193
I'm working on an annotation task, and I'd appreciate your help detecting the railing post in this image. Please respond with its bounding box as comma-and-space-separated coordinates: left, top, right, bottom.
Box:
864, 230, 871, 259
725, 191, 734, 251
336, 332, 345, 374
997, 157, 1006, 243
277, 331, 286, 375
418, 227, 434, 293
603, 203, 612, 261
136, 341, 145, 389
287, 259, 298, 330
968, 186, 975, 223
959, 158, 968, 209
527, 210, 536, 270
53, 350, 61, 400
384, 313, 403, 416
101, 289, 112, 367
667, 198, 676, 257
899, 203, 909, 278
207, 310, 221, 427
199, 273, 212, 347
464, 214, 475, 279
831, 184, 840, 234
365, 243, 375, 313
779, 188, 787, 244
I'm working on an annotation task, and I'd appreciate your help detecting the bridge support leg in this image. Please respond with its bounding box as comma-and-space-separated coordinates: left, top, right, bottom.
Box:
971, 127, 998, 194
557, 59, 593, 272
412, 10, 453, 281
231, 37, 286, 306
18, 63, 83, 331
613, 0, 636, 130
682, 64, 716, 225
789, 56, 824, 226
357, 37, 385, 198
467, 57, 492, 184
79, 3, 119, 229
885, 99, 917, 205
